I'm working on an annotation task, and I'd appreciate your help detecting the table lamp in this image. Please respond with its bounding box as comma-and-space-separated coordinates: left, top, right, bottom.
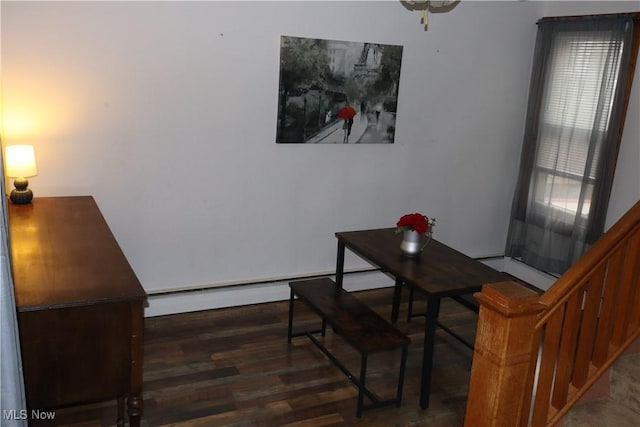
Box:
5, 145, 38, 204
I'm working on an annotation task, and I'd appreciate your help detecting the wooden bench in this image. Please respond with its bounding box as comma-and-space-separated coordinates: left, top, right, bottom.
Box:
287, 278, 410, 417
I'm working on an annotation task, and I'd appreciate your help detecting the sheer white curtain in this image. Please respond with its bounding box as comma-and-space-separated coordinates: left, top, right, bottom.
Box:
506, 15, 636, 275
0, 147, 27, 425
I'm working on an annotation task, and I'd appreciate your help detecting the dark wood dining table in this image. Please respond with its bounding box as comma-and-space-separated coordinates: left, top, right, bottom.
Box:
334, 228, 510, 409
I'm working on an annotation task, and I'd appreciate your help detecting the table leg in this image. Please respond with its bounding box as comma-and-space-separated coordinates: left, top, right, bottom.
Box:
391, 277, 403, 323
420, 296, 441, 409
335, 240, 346, 288
287, 289, 295, 343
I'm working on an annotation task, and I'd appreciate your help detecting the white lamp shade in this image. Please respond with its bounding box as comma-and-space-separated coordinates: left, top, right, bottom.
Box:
5, 145, 38, 178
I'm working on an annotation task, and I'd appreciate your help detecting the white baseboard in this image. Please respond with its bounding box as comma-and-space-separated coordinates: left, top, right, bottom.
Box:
477, 257, 505, 271
145, 270, 393, 317
503, 257, 557, 291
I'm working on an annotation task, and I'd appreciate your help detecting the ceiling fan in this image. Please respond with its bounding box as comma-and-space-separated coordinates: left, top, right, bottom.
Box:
400, 1, 461, 29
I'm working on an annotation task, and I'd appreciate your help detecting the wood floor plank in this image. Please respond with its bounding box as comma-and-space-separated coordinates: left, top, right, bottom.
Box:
36, 287, 478, 426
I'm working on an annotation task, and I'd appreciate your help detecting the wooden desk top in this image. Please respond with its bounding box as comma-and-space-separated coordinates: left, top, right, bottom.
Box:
8, 196, 146, 311
336, 228, 509, 297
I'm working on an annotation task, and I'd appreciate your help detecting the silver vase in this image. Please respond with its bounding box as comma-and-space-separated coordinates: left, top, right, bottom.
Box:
400, 230, 431, 257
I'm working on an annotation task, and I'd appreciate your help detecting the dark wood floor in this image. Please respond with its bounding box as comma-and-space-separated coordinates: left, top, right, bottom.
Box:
41, 286, 479, 426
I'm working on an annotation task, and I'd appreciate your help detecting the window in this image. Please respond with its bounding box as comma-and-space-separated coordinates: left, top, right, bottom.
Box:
533, 31, 624, 220
506, 14, 639, 275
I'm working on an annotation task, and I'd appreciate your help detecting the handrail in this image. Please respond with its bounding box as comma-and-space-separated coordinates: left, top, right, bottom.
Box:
540, 201, 640, 308
464, 200, 640, 427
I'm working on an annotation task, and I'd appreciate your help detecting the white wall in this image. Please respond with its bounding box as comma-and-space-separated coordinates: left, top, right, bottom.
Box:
2, 1, 637, 314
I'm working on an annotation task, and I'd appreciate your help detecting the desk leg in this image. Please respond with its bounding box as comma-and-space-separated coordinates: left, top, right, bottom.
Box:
391, 277, 403, 323
420, 296, 441, 409
335, 240, 346, 288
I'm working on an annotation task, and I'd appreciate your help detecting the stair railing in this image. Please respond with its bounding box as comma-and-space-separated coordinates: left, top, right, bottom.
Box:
464, 200, 640, 427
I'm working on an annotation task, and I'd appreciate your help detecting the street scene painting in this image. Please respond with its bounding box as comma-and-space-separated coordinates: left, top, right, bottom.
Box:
276, 35, 403, 144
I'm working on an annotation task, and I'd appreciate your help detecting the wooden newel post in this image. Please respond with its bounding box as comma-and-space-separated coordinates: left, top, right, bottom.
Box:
464, 281, 546, 427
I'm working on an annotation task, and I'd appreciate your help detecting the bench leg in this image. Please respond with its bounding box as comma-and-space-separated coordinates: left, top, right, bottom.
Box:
287, 289, 295, 343
396, 345, 409, 407
356, 353, 368, 418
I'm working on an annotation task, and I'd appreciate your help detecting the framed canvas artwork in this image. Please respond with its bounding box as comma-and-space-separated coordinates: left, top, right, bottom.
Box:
276, 36, 403, 144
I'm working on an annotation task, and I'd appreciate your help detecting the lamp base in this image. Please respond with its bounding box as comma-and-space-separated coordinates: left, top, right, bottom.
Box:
10, 189, 33, 204
10, 178, 33, 204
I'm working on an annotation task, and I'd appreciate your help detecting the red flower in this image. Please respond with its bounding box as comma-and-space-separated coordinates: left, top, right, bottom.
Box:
396, 213, 434, 235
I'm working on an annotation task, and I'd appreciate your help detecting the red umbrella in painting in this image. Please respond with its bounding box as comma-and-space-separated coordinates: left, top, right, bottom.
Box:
337, 105, 357, 120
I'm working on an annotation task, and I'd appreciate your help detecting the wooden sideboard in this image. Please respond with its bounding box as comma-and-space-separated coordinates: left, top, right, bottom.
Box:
8, 196, 147, 426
